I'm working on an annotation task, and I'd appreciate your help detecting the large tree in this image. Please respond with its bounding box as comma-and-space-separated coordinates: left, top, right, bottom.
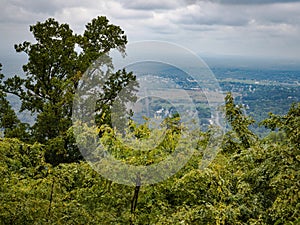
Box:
2, 16, 136, 165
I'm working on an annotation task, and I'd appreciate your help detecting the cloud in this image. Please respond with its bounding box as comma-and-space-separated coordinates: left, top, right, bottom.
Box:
168, 4, 250, 27
158, 1, 300, 32
121, 0, 182, 10
221, 0, 300, 4
0, 0, 49, 24
185, 0, 300, 5
9, 0, 59, 14
0, 0, 300, 60
252, 3, 300, 26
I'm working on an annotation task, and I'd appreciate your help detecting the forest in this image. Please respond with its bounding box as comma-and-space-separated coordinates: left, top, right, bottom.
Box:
0, 16, 299, 224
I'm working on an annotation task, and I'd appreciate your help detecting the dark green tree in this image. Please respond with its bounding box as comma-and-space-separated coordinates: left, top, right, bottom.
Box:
0, 64, 28, 140
2, 17, 136, 165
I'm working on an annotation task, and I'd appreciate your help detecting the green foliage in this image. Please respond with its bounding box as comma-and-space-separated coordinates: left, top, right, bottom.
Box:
1, 17, 135, 165
224, 92, 257, 150
99, 117, 184, 167
0, 16, 299, 224
0, 138, 134, 224
0, 64, 29, 140
262, 102, 300, 147
95, 68, 138, 129
1, 98, 300, 224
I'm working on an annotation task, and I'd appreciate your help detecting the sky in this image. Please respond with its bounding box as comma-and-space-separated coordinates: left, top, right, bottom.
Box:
1, 0, 300, 72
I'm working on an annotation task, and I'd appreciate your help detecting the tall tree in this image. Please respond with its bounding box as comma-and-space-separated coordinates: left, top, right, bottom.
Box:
2, 16, 136, 165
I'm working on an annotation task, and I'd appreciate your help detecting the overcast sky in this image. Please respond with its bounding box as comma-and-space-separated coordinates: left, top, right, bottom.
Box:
1, 0, 300, 69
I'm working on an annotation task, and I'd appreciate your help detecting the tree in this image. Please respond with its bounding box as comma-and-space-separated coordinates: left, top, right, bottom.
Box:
2, 16, 136, 165
1, 102, 299, 224
224, 92, 257, 150
262, 102, 300, 147
0, 64, 28, 140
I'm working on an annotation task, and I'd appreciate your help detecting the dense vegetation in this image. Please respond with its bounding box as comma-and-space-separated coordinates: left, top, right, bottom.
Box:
0, 17, 299, 224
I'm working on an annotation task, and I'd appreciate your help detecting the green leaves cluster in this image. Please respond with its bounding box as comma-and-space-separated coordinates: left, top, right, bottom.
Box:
1, 94, 299, 224
0, 16, 135, 165
224, 93, 257, 150
0, 65, 29, 140
0, 138, 133, 224
262, 102, 300, 147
